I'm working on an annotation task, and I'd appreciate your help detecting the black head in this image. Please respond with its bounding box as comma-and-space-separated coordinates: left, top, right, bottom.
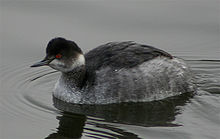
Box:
31, 37, 85, 72
46, 37, 82, 57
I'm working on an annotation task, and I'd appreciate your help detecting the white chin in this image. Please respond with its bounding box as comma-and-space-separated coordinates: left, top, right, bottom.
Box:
49, 55, 85, 72
49, 59, 69, 72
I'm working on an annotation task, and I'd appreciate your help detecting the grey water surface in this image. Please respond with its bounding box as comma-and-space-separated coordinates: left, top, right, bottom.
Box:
1, 0, 220, 139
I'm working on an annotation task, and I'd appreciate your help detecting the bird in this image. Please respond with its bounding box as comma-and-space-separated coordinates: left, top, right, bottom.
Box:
31, 37, 195, 104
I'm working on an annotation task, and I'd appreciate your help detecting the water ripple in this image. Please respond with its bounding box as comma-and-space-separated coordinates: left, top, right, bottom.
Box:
1, 59, 220, 139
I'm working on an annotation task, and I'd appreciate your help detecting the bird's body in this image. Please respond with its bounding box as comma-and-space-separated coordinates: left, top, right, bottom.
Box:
31, 38, 196, 104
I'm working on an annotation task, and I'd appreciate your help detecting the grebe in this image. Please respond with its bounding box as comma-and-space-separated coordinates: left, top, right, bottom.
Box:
31, 37, 195, 104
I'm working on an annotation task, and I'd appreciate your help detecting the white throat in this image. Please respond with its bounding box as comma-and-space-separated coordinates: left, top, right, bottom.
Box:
49, 54, 85, 72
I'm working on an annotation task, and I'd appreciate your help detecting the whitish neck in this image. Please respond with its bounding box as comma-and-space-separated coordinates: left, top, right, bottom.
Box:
69, 54, 85, 71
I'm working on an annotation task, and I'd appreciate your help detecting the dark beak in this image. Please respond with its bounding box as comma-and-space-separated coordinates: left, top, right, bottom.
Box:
30, 57, 53, 67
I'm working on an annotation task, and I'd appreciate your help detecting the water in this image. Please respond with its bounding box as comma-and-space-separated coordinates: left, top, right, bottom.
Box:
1, 1, 220, 139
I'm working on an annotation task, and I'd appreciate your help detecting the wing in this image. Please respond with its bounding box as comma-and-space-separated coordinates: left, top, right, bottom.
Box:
84, 41, 172, 85
85, 41, 172, 70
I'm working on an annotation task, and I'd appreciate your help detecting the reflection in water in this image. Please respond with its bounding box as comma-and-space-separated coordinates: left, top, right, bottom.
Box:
46, 113, 86, 139
46, 92, 193, 138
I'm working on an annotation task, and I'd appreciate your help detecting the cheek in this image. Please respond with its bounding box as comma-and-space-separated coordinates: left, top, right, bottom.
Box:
49, 59, 65, 69
49, 59, 73, 72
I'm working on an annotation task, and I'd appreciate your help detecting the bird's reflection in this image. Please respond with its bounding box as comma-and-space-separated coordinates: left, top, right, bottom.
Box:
46, 92, 193, 139
46, 112, 86, 139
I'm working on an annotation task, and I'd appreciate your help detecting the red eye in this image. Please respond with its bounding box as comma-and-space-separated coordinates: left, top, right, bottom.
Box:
55, 54, 62, 59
